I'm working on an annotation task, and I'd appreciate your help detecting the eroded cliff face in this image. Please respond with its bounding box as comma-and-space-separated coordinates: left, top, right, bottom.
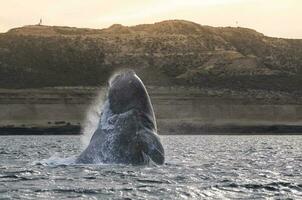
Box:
0, 20, 302, 91
1, 87, 302, 134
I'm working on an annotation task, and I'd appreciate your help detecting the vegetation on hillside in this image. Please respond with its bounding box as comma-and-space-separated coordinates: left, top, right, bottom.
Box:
0, 20, 301, 91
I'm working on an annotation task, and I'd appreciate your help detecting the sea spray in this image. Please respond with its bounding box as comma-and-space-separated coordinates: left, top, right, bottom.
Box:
80, 87, 107, 149
33, 153, 77, 166
80, 70, 125, 148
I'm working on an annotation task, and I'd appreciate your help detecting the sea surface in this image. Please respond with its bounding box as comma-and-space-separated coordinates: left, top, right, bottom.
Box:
0, 135, 301, 199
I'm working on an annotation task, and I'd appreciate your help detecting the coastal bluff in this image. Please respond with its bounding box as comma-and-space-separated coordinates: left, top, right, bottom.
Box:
0, 20, 302, 134
1, 87, 302, 135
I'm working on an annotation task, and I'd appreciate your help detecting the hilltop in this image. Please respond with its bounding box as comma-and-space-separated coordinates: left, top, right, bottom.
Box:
0, 20, 302, 91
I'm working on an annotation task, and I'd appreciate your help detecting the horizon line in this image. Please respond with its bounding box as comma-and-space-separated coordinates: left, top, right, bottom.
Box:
2, 19, 301, 40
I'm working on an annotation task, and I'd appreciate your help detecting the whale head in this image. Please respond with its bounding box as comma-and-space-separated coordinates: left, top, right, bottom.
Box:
108, 70, 156, 130
76, 70, 164, 165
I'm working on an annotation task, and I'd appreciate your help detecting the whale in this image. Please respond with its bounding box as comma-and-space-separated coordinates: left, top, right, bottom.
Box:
76, 70, 165, 165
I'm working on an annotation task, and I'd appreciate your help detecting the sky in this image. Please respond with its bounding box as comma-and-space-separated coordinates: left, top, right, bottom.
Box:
0, 0, 301, 38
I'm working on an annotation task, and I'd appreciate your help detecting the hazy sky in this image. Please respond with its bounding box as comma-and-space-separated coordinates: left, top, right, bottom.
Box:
1, 0, 301, 38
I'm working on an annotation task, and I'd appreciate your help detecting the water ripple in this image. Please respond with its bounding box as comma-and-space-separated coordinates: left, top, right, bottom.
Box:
0, 135, 301, 199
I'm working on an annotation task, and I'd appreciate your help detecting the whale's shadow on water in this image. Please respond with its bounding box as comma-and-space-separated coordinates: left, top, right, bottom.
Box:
37, 70, 165, 167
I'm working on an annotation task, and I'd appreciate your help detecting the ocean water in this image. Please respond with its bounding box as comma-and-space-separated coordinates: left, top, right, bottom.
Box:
0, 135, 301, 199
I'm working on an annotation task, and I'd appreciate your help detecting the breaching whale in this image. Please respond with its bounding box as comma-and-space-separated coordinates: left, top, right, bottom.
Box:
76, 70, 165, 165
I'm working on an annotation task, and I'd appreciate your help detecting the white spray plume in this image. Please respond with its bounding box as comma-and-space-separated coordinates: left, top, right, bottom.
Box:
80, 87, 107, 149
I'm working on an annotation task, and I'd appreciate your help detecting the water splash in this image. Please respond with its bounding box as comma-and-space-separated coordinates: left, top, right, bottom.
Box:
80, 87, 107, 149
33, 153, 77, 166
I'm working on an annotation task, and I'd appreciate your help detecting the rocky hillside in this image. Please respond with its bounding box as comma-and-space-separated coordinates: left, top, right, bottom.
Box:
0, 20, 302, 91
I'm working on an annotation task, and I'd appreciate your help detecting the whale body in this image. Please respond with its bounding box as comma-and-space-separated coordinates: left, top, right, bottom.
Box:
76, 70, 165, 165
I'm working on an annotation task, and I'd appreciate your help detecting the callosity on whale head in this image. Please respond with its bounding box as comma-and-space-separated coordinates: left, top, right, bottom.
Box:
76, 70, 165, 165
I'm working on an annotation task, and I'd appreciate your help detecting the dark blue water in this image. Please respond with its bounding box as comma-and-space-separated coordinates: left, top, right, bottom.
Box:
0, 135, 301, 199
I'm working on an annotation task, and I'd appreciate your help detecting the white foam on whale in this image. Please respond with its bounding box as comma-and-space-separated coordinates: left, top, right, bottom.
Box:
80, 87, 107, 149
33, 85, 130, 166
34, 87, 113, 166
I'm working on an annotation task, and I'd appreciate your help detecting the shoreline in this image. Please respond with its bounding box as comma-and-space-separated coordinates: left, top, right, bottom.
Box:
1, 124, 302, 135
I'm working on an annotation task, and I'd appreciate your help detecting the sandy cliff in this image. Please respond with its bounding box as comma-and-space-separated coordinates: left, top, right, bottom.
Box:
1, 87, 302, 134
